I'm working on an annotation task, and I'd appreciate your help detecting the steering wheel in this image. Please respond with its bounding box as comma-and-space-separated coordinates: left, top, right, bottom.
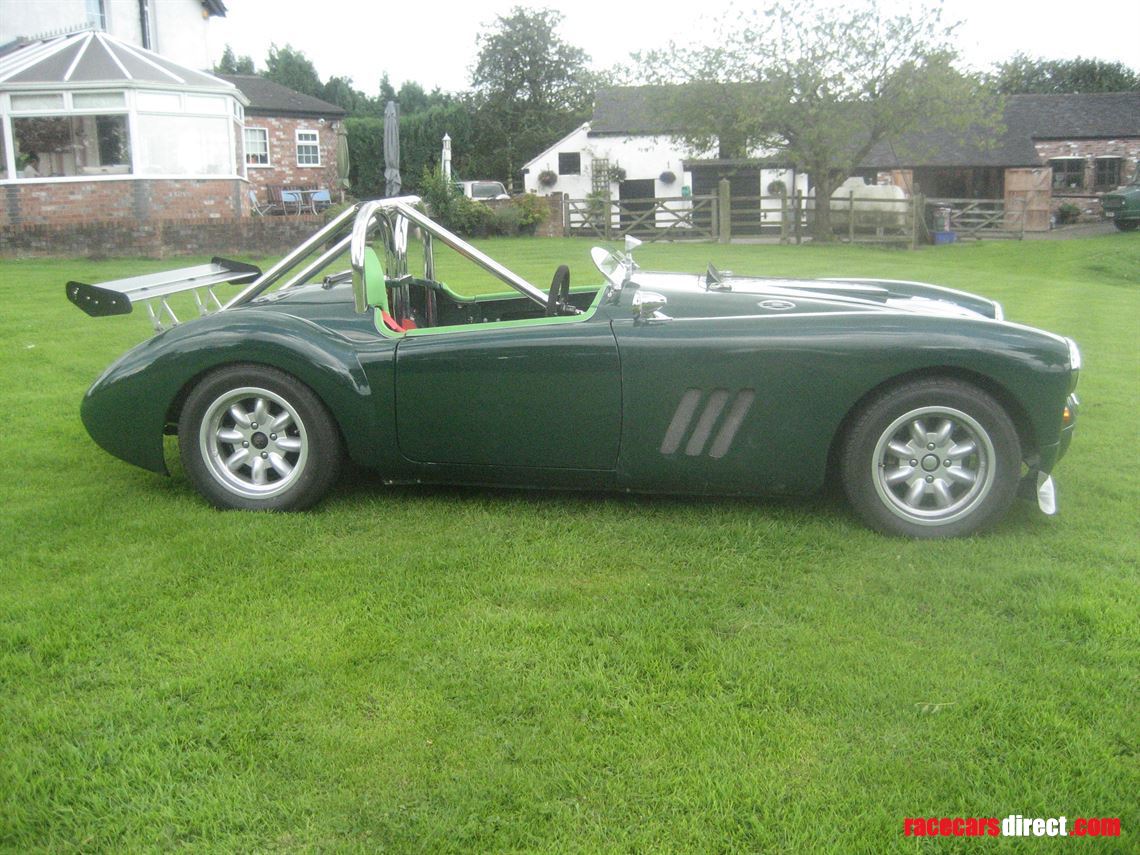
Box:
546, 265, 570, 316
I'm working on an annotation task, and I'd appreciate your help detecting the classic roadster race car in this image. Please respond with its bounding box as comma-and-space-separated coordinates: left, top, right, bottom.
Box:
68, 197, 1079, 537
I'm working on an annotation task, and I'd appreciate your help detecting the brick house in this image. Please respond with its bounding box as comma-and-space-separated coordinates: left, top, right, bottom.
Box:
215, 74, 345, 211
860, 92, 1140, 230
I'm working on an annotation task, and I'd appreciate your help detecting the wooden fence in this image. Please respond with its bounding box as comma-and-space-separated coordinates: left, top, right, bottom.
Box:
565, 194, 717, 241
565, 180, 926, 247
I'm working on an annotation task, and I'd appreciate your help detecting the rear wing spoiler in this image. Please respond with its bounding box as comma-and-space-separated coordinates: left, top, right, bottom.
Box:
66, 257, 262, 332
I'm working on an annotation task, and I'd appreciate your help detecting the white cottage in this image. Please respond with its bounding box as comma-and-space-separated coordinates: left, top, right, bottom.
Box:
522, 86, 809, 233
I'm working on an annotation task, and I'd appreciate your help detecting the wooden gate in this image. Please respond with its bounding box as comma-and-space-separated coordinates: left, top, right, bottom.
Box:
566, 195, 717, 241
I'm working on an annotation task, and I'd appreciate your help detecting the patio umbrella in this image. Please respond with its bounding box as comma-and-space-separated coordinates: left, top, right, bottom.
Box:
383, 100, 401, 197
335, 122, 350, 202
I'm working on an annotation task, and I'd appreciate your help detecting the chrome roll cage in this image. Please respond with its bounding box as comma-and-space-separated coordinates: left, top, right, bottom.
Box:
225, 196, 549, 314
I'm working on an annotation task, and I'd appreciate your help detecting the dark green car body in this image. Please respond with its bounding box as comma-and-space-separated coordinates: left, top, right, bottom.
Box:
1101, 171, 1140, 231
74, 198, 1080, 536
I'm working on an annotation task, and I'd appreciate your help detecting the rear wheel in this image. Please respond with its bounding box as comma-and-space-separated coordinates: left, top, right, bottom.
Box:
841, 379, 1021, 538
178, 365, 341, 510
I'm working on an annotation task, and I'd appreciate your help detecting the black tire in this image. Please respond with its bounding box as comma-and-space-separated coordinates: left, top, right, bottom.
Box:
1113, 219, 1138, 232
840, 379, 1021, 538
178, 364, 342, 510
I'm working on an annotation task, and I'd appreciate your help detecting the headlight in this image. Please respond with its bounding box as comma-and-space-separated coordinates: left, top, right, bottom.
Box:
1066, 337, 1081, 392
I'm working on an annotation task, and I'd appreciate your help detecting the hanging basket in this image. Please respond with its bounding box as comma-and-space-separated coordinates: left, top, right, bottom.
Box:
659, 170, 677, 185
538, 169, 557, 187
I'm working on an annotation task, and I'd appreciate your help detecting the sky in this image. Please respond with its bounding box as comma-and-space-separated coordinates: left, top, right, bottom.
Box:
208, 0, 1139, 96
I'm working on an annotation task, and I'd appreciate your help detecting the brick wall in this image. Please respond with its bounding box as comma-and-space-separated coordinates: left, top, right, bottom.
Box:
482, 192, 567, 237
1, 178, 247, 228
1035, 138, 1140, 216
244, 116, 341, 204
0, 213, 328, 259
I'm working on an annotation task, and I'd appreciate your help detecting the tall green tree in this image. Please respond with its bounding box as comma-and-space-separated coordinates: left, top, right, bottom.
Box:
470, 7, 596, 188
378, 73, 398, 105
263, 44, 325, 99
637, 1, 997, 240
322, 75, 362, 113
990, 54, 1140, 94
214, 45, 255, 74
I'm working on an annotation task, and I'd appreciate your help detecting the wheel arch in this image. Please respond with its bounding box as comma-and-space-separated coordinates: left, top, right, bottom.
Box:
164, 355, 367, 466
825, 366, 1037, 482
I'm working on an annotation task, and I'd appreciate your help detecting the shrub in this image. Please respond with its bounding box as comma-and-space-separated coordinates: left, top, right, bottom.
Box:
512, 193, 549, 233
1056, 202, 1082, 225
419, 166, 491, 236
488, 204, 524, 236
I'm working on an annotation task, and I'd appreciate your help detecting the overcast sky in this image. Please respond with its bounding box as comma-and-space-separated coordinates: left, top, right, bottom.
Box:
208, 0, 1139, 95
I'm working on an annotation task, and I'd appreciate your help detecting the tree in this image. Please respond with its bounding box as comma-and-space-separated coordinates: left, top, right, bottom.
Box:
470, 7, 596, 187
322, 75, 362, 114
263, 44, 324, 99
378, 73, 398, 105
637, 1, 997, 240
214, 45, 255, 74
990, 54, 1140, 94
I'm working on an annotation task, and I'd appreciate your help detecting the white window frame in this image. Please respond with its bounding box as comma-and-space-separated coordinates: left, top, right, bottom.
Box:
296, 129, 320, 167
243, 126, 270, 167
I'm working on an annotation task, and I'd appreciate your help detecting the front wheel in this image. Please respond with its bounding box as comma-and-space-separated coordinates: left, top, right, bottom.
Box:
178, 365, 341, 510
1113, 219, 1138, 232
840, 379, 1021, 538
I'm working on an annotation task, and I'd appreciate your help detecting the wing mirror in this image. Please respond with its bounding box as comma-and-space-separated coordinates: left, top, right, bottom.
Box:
623, 235, 642, 273
633, 290, 668, 323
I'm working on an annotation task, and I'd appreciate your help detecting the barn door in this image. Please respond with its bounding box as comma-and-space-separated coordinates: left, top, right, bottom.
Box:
1004, 168, 1051, 232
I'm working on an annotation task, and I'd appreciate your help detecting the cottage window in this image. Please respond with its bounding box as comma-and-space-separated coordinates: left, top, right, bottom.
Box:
296, 130, 320, 166
1094, 157, 1122, 189
558, 152, 581, 175
244, 127, 270, 166
11, 114, 131, 178
1050, 158, 1085, 191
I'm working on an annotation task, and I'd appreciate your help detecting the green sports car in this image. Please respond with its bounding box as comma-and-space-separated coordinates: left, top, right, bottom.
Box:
1101, 170, 1140, 231
68, 197, 1080, 538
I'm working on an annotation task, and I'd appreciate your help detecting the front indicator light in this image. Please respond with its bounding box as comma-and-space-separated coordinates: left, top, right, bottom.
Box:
1062, 405, 1073, 427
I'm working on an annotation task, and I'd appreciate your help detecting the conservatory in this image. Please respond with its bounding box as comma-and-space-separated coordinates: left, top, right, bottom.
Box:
0, 30, 249, 223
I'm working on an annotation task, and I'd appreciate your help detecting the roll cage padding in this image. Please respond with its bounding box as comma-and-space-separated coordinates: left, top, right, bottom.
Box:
363, 247, 390, 315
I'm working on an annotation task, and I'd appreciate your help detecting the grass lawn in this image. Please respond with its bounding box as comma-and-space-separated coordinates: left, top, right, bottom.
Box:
1, 234, 1137, 851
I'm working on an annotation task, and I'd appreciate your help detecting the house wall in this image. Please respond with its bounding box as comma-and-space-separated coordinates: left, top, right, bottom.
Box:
1035, 139, 1140, 217
524, 127, 699, 200
0, 0, 215, 69
243, 116, 341, 205
0, 177, 247, 228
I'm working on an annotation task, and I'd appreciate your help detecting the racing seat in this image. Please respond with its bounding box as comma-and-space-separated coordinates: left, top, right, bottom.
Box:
362, 247, 407, 333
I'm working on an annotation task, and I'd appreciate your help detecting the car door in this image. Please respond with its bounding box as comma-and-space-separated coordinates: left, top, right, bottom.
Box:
394, 319, 622, 470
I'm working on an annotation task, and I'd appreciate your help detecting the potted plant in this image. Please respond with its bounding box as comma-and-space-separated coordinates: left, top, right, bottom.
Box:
659, 170, 676, 185
537, 169, 557, 188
